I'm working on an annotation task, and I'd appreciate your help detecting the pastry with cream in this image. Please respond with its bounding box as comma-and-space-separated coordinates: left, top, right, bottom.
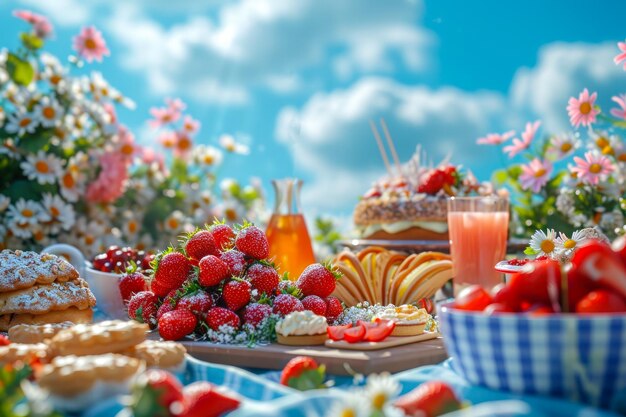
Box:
275, 311, 328, 346
374, 304, 429, 336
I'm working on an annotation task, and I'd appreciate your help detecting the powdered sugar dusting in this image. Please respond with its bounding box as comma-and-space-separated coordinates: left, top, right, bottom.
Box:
0, 279, 95, 314
0, 250, 79, 292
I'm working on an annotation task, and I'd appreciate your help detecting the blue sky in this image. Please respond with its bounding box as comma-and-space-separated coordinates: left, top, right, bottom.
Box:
2, 0, 626, 221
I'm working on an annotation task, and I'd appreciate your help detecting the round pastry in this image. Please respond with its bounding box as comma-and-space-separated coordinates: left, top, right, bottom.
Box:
275, 311, 328, 346
37, 354, 144, 413
0, 343, 49, 365
0, 307, 93, 332
374, 305, 429, 337
47, 320, 148, 357
123, 340, 186, 370
8, 322, 75, 344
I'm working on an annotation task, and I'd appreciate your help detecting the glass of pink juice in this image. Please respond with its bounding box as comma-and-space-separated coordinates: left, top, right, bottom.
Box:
447, 196, 509, 295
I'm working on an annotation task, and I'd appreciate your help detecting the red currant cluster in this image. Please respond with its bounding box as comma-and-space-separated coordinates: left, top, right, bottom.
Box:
91, 246, 155, 274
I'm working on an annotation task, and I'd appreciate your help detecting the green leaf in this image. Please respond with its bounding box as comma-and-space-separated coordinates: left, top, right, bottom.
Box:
6, 52, 34, 86
524, 246, 538, 256
491, 169, 509, 186
287, 365, 327, 391
3, 180, 55, 201
19, 128, 53, 153
171, 158, 188, 183
20, 32, 44, 50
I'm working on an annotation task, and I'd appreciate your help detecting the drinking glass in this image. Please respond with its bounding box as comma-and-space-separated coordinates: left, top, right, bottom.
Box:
447, 196, 509, 295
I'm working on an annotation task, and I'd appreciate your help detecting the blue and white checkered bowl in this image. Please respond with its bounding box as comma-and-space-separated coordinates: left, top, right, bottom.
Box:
438, 302, 626, 410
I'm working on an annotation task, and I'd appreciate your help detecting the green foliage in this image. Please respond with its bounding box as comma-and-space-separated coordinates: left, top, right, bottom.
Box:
6, 53, 34, 86
0, 364, 63, 417
287, 365, 327, 391
314, 216, 343, 258
19, 33, 43, 51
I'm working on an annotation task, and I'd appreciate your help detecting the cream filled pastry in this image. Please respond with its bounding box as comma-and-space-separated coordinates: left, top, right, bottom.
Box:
275, 311, 328, 346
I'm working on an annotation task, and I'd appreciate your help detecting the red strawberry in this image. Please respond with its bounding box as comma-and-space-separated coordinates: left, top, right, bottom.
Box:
157, 300, 176, 321
273, 294, 304, 316
179, 381, 241, 417
177, 291, 214, 318
394, 380, 462, 417
242, 303, 273, 327
219, 250, 248, 277
279, 356, 326, 390
128, 291, 158, 328
184, 230, 219, 261
141, 253, 156, 271
158, 309, 197, 341
222, 279, 251, 311
296, 263, 341, 298
324, 296, 343, 323
131, 369, 183, 417
198, 255, 230, 287
247, 262, 279, 295
235, 224, 269, 260
418, 170, 447, 194
119, 272, 148, 303
301, 295, 326, 316
151, 251, 192, 297
0, 335, 9, 346
206, 307, 241, 331
441, 166, 457, 185
210, 223, 236, 252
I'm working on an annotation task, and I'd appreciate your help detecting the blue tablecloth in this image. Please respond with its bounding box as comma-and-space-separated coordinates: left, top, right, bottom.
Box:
85, 356, 624, 417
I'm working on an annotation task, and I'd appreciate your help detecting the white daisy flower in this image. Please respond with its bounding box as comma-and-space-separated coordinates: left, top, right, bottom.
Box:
326, 393, 371, 417
31, 226, 51, 246
5, 110, 39, 136
58, 169, 83, 202
122, 213, 141, 238
548, 133, 580, 160
136, 233, 153, 252
189, 190, 213, 213
7, 216, 34, 239
194, 145, 223, 167
0, 195, 10, 212
41, 193, 75, 233
555, 230, 585, 255
219, 134, 250, 155
163, 210, 186, 233
529, 229, 557, 257
20, 151, 63, 184
75, 218, 106, 254
34, 96, 63, 128
365, 373, 401, 410
6, 199, 48, 227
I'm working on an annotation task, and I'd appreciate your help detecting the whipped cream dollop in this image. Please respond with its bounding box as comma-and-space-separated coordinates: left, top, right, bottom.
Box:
275, 310, 328, 336
374, 305, 429, 325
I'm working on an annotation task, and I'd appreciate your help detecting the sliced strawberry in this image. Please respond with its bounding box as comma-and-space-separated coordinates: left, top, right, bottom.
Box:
571, 239, 626, 299
394, 380, 462, 417
361, 318, 395, 342
576, 290, 626, 314
180, 381, 241, 417
342, 325, 366, 343
327, 323, 352, 341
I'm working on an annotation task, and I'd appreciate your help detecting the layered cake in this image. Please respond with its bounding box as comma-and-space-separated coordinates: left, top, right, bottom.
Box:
354, 159, 496, 240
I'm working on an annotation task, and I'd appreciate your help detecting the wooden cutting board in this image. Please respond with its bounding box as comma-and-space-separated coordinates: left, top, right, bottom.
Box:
179, 336, 448, 376
325, 331, 439, 351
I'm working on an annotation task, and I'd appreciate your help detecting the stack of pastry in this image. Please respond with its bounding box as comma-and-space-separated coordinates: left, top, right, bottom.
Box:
0, 250, 96, 331
332, 247, 452, 307
0, 320, 187, 413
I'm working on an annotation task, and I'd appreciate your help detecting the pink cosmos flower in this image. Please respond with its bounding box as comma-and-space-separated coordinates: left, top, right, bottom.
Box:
157, 131, 177, 148
476, 130, 515, 145
86, 152, 128, 203
13, 10, 53, 39
166, 98, 186, 113
150, 107, 181, 128
567, 88, 599, 128
73, 26, 110, 63
173, 131, 193, 159
571, 151, 614, 185
519, 158, 553, 193
182, 115, 200, 134
610, 94, 626, 120
503, 121, 541, 158
614, 40, 626, 70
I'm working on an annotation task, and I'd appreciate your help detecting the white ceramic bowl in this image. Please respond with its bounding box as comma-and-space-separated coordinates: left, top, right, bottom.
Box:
85, 267, 128, 320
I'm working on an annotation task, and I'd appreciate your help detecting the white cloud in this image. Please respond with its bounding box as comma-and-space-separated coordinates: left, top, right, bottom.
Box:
104, 0, 433, 104
18, 0, 90, 26
275, 77, 513, 212
510, 42, 626, 132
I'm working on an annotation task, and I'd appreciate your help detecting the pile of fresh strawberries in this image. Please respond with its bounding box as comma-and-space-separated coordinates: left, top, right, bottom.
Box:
120, 221, 344, 341
417, 165, 459, 195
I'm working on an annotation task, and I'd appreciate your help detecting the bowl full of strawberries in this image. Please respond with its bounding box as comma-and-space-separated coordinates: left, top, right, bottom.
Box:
86, 246, 155, 319
438, 236, 626, 412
